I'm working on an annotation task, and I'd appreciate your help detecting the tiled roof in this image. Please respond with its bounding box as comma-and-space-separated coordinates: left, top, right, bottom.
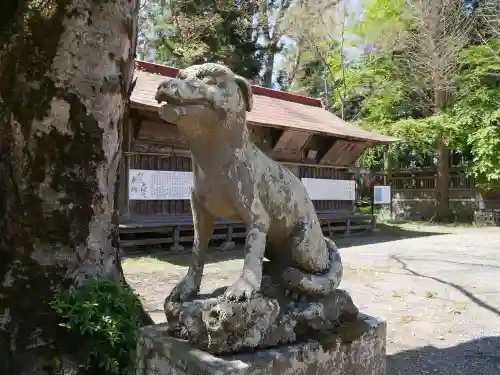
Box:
131, 61, 398, 143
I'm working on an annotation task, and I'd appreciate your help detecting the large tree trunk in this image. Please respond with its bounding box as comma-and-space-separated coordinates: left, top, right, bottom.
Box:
262, 43, 277, 88
259, 0, 278, 89
433, 85, 451, 222
0, 1, 148, 373
435, 138, 451, 222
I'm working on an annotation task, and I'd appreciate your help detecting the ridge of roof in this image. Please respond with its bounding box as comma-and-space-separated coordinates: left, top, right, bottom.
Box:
136, 60, 323, 108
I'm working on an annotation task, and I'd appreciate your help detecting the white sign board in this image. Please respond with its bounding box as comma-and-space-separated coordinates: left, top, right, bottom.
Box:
129, 169, 193, 200
373, 185, 391, 204
301, 178, 356, 201
128, 170, 356, 202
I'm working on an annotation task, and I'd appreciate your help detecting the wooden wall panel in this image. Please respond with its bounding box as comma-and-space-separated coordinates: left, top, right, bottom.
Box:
482, 191, 500, 209
269, 130, 310, 163
272, 130, 310, 159
337, 143, 368, 166
124, 153, 355, 218
319, 141, 348, 165
136, 120, 188, 148
249, 125, 273, 153
320, 140, 369, 166
131, 141, 191, 156
299, 165, 354, 212
303, 135, 335, 163
127, 154, 192, 216
123, 114, 361, 220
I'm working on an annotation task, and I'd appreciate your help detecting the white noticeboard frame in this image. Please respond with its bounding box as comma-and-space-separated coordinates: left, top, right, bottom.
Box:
300, 178, 356, 201
373, 185, 391, 204
128, 169, 193, 200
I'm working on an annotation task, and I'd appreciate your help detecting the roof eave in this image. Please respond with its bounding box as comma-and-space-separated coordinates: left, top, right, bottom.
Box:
244, 120, 399, 144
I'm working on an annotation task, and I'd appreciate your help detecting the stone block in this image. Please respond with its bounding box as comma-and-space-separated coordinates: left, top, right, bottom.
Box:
136, 313, 386, 375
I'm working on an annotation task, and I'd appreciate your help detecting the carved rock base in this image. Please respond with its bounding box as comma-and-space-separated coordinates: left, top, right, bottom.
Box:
164, 286, 359, 355
136, 313, 387, 375
163, 256, 359, 355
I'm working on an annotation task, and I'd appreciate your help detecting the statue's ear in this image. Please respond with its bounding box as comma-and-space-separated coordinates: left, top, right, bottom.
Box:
234, 75, 253, 112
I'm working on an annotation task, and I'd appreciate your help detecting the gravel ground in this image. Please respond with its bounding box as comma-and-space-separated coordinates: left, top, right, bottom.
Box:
123, 224, 500, 375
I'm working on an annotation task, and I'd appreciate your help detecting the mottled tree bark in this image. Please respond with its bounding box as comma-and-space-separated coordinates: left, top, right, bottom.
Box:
0, 1, 148, 373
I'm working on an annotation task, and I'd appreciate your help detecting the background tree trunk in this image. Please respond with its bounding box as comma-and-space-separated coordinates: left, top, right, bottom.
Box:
435, 139, 451, 222
0, 0, 148, 373
433, 85, 451, 222
262, 39, 277, 88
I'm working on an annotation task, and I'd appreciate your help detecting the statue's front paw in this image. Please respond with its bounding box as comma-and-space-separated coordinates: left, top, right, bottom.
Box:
223, 277, 257, 301
166, 274, 199, 302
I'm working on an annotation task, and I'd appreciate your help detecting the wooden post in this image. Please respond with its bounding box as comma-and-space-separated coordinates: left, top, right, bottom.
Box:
219, 224, 236, 251
370, 182, 375, 218
352, 171, 357, 214
118, 118, 132, 222
390, 184, 394, 220
227, 224, 233, 242
170, 226, 185, 252
345, 218, 351, 236
383, 145, 393, 219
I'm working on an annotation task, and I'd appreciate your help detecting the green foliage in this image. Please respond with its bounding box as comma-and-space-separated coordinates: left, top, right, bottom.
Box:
153, 0, 262, 79
328, 0, 500, 189
331, 48, 439, 170
50, 280, 144, 375
448, 37, 500, 189
354, 0, 407, 45
278, 0, 500, 196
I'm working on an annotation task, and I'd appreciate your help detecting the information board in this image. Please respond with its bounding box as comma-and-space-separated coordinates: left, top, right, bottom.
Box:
128, 169, 193, 200
373, 185, 391, 204
301, 178, 356, 201
128, 170, 356, 202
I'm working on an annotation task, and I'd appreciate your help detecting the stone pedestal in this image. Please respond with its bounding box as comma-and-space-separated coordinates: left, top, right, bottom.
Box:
136, 314, 386, 375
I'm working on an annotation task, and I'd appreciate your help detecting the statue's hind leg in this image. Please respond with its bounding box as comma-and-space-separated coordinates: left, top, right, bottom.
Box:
284, 225, 343, 297
288, 220, 330, 273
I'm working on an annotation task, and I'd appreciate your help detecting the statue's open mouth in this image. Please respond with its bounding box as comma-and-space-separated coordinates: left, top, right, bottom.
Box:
156, 92, 211, 108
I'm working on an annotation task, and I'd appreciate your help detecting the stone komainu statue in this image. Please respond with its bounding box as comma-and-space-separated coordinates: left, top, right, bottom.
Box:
155, 63, 358, 354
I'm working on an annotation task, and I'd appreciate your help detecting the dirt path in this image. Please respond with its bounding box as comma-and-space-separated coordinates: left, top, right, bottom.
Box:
124, 224, 500, 375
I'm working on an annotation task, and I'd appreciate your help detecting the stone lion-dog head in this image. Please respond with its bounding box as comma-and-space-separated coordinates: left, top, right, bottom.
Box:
155, 63, 253, 140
